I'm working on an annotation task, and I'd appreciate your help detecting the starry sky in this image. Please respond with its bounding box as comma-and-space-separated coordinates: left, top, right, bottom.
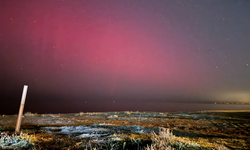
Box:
0, 0, 250, 114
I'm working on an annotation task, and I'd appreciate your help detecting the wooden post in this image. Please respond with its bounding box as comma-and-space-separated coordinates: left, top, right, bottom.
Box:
15, 85, 28, 134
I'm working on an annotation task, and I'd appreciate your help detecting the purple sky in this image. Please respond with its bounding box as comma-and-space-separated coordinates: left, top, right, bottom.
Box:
0, 0, 250, 114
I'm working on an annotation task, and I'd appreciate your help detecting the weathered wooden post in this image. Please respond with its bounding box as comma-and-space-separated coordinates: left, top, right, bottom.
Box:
15, 85, 28, 134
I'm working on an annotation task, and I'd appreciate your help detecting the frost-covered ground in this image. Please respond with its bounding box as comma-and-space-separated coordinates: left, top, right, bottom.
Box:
42, 124, 158, 138
0, 111, 250, 149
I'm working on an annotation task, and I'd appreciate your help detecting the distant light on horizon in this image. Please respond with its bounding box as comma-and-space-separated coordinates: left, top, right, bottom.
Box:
214, 91, 250, 103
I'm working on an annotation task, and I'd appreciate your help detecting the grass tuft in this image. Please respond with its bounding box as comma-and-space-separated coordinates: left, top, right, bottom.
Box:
0, 132, 35, 149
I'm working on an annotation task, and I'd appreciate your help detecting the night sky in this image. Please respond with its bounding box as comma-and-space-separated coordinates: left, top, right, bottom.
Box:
1, 0, 250, 114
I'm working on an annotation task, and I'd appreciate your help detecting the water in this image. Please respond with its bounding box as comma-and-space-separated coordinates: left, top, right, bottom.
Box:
91, 102, 250, 112
140, 102, 250, 112
8, 101, 249, 114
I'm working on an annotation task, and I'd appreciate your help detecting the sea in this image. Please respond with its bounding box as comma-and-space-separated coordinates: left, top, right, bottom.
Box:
75, 102, 250, 113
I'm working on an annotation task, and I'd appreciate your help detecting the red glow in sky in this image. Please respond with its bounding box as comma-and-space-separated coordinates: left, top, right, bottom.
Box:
1, 0, 250, 113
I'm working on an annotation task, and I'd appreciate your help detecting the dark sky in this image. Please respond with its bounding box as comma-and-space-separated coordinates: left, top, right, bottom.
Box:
1, 0, 250, 114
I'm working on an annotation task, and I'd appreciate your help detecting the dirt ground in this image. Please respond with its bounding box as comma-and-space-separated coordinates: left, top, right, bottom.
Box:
0, 110, 250, 149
